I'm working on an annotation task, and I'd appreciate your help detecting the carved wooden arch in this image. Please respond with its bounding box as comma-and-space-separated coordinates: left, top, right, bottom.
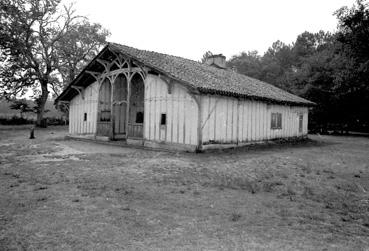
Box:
129, 70, 146, 83
131, 60, 148, 78
98, 77, 112, 97
112, 57, 129, 70
97, 75, 111, 90
112, 73, 129, 105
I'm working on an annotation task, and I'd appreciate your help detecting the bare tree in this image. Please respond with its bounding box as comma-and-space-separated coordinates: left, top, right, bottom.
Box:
0, 0, 109, 125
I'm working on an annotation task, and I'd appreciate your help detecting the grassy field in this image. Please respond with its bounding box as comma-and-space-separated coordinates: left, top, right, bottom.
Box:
0, 126, 368, 250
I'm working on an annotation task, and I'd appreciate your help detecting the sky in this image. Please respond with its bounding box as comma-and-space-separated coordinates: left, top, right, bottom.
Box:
66, 0, 354, 61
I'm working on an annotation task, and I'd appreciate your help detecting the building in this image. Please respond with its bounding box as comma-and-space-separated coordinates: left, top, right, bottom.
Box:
55, 43, 315, 151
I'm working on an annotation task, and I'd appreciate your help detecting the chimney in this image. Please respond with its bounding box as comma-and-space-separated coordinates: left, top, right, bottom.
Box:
204, 54, 226, 69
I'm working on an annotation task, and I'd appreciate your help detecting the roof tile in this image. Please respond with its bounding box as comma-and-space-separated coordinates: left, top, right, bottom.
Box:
109, 43, 313, 105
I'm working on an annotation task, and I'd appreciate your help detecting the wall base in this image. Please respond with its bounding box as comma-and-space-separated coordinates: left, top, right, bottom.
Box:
201, 135, 308, 151
65, 134, 308, 153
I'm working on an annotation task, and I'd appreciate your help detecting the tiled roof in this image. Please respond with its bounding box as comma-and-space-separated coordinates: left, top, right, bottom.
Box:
56, 43, 314, 106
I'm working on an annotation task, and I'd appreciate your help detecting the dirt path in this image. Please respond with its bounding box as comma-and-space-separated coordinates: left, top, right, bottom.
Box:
1, 126, 368, 250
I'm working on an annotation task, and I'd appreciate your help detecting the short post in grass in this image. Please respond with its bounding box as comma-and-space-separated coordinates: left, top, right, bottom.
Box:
30, 126, 35, 139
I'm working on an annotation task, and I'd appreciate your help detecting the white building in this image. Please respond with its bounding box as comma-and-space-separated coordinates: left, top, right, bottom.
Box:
56, 43, 314, 151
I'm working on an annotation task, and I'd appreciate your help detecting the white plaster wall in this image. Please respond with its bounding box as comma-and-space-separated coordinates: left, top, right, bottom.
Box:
144, 74, 198, 146
200, 95, 309, 144
69, 81, 99, 135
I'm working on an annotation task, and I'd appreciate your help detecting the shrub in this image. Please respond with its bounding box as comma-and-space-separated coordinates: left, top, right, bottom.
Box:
47, 117, 68, 126
0, 116, 34, 125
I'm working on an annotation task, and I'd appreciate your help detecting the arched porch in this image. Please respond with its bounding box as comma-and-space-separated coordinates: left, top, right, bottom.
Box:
88, 53, 146, 140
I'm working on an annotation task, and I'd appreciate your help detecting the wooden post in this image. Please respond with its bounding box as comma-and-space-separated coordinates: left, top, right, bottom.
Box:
194, 95, 202, 152
29, 126, 35, 139
110, 77, 115, 140
236, 98, 240, 145
126, 60, 132, 140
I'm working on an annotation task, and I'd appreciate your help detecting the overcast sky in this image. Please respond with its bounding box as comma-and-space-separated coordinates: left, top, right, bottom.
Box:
65, 0, 354, 61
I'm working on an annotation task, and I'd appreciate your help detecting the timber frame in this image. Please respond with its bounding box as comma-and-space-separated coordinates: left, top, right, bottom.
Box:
85, 49, 148, 140
58, 45, 204, 149
56, 43, 312, 152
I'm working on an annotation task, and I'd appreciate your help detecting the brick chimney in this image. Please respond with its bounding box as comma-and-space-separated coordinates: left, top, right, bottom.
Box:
204, 54, 226, 69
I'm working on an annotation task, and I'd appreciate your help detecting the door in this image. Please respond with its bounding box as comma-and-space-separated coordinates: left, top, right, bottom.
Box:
128, 73, 144, 138
113, 74, 128, 139
96, 79, 112, 137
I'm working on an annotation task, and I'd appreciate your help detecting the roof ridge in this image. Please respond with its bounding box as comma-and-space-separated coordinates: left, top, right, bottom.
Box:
109, 41, 202, 64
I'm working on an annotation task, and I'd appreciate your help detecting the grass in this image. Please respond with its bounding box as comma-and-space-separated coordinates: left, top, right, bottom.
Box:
0, 126, 369, 250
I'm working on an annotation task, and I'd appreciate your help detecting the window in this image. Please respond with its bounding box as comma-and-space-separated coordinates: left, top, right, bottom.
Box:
83, 113, 87, 121
100, 110, 111, 122
160, 113, 166, 126
271, 113, 282, 129
136, 112, 144, 123
299, 114, 303, 133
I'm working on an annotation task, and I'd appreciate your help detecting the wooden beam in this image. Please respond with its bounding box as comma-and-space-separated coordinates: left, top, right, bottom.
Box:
195, 94, 203, 151
58, 101, 70, 104
110, 77, 115, 140
108, 67, 143, 76
201, 97, 221, 130
71, 85, 85, 100
109, 50, 123, 62
126, 60, 132, 139
158, 74, 174, 94
96, 59, 111, 66
236, 99, 240, 145
96, 59, 112, 73
85, 71, 102, 84
112, 100, 128, 105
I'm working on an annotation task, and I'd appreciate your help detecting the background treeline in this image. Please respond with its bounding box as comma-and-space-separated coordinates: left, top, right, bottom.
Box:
227, 1, 369, 133
0, 99, 66, 126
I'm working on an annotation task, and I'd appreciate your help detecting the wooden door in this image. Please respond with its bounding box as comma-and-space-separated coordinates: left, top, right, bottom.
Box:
113, 75, 128, 138
113, 102, 127, 138
96, 79, 112, 137
128, 73, 144, 138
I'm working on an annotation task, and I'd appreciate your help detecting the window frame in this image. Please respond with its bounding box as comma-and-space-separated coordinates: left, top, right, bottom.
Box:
100, 110, 111, 122
271, 112, 282, 130
298, 114, 303, 133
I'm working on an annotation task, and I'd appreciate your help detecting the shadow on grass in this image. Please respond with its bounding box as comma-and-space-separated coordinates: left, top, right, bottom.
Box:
199, 136, 338, 156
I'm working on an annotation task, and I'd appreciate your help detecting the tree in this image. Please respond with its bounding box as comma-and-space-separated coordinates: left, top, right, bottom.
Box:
227, 51, 262, 79
200, 51, 213, 63
334, 0, 369, 130
0, 0, 109, 125
9, 99, 33, 118
33, 96, 50, 115
260, 40, 294, 90
54, 20, 109, 95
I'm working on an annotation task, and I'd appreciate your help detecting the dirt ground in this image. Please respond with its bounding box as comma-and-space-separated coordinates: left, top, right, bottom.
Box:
0, 126, 368, 250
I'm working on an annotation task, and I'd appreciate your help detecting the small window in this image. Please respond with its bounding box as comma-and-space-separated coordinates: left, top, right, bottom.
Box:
100, 110, 111, 122
136, 112, 144, 123
160, 113, 166, 126
299, 114, 303, 133
271, 113, 282, 129
83, 113, 87, 121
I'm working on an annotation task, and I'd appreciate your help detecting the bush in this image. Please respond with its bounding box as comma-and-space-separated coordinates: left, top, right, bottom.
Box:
47, 117, 68, 126
0, 116, 34, 125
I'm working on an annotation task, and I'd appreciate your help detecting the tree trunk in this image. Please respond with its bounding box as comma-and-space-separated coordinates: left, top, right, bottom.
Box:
36, 82, 49, 127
